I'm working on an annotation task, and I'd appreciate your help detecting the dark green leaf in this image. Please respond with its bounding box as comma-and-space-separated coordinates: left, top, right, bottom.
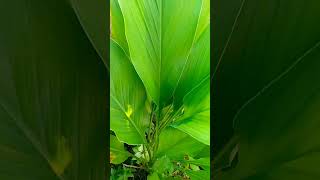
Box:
214, 0, 320, 179
0, 0, 107, 179
69, 0, 108, 65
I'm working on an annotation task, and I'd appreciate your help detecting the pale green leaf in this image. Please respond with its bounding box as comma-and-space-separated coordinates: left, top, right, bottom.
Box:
174, 26, 210, 106
118, 0, 203, 106
156, 127, 206, 160
195, 0, 210, 41
110, 39, 149, 145
172, 77, 210, 145
110, 0, 129, 56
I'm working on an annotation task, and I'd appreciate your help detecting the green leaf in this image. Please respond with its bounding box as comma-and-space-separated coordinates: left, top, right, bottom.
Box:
214, 0, 320, 179
187, 157, 210, 170
69, 0, 108, 65
195, 0, 210, 41
110, 135, 130, 164
186, 169, 210, 180
110, 39, 149, 145
213, 0, 320, 152
148, 172, 160, 180
0, 0, 107, 179
172, 77, 210, 145
152, 155, 173, 175
110, 0, 129, 56
111, 167, 134, 180
216, 44, 320, 179
156, 127, 207, 160
194, 146, 210, 159
174, 26, 210, 106
118, 0, 203, 106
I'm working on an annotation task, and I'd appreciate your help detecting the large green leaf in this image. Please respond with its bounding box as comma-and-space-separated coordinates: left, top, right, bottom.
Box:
186, 170, 210, 180
212, 0, 246, 152
174, 26, 210, 106
214, 0, 320, 179
110, 135, 130, 164
110, 0, 129, 57
156, 127, 207, 160
69, 0, 108, 65
110, 39, 149, 145
117, 0, 203, 106
216, 42, 320, 179
194, 0, 210, 41
152, 155, 173, 175
213, 0, 320, 152
0, 0, 107, 179
172, 77, 210, 145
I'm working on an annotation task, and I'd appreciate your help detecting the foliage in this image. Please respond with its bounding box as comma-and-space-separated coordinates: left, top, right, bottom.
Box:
110, 0, 210, 179
213, 0, 320, 179
0, 0, 108, 179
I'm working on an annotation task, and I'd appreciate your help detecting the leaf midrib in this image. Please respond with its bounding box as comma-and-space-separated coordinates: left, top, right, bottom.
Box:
111, 94, 146, 144
0, 102, 64, 180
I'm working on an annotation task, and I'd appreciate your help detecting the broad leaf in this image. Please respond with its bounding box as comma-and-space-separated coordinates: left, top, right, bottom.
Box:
147, 172, 160, 180
186, 169, 210, 180
174, 26, 210, 106
0, 0, 107, 179
213, 0, 320, 158
172, 77, 210, 145
152, 155, 173, 175
69, 0, 108, 64
156, 127, 207, 160
214, 0, 320, 179
110, 0, 129, 56
195, 0, 210, 41
187, 157, 210, 170
118, 0, 203, 106
110, 39, 149, 145
216, 43, 320, 179
110, 135, 130, 164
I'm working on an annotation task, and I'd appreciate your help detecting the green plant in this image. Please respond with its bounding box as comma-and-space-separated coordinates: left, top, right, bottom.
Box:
213, 0, 320, 179
110, 0, 210, 179
0, 0, 108, 179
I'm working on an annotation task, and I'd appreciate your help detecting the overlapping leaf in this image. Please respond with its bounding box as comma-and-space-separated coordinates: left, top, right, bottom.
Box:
0, 0, 107, 179
110, 40, 149, 145
110, 135, 130, 164
117, 0, 203, 107
156, 127, 208, 160
214, 0, 320, 179
172, 77, 210, 145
